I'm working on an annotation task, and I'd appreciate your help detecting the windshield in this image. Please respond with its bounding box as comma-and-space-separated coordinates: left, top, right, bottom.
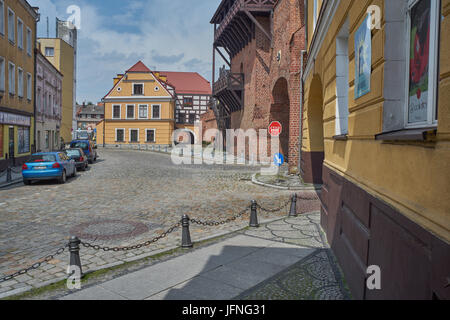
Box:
65, 149, 81, 157
70, 142, 89, 150
29, 154, 57, 163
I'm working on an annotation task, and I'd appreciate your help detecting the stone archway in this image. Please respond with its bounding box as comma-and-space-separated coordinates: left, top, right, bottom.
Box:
302, 75, 324, 184
270, 78, 290, 162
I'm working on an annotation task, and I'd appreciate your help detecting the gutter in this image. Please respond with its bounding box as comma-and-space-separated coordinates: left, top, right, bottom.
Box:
298, 50, 306, 174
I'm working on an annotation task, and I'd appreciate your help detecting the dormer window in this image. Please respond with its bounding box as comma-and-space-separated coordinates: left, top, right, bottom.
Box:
133, 83, 143, 95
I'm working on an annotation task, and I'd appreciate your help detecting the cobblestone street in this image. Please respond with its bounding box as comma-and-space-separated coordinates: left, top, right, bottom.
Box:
0, 148, 319, 296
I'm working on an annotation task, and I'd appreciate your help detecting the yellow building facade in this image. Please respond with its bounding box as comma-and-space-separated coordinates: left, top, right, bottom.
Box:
0, 0, 38, 170
37, 38, 75, 143
97, 61, 176, 147
301, 0, 449, 299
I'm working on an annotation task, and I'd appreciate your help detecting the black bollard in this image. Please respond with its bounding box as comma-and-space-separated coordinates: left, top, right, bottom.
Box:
6, 167, 12, 183
249, 200, 259, 228
181, 215, 193, 248
68, 236, 83, 277
289, 193, 298, 217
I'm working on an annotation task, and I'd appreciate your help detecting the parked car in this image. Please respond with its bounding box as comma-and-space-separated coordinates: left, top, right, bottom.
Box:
22, 152, 77, 185
70, 140, 97, 164
65, 148, 89, 171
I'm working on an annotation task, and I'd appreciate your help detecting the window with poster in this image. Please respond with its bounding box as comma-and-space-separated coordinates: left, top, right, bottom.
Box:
405, 0, 440, 128
18, 126, 30, 154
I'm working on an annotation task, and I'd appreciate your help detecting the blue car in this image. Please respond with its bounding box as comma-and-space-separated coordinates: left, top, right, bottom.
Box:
70, 140, 97, 164
22, 152, 77, 185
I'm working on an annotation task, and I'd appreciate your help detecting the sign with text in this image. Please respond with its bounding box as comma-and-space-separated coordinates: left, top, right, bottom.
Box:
0, 112, 31, 127
269, 121, 282, 137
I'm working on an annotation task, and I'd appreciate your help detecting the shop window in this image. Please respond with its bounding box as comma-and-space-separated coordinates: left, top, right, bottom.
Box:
18, 127, 30, 154
405, 0, 439, 127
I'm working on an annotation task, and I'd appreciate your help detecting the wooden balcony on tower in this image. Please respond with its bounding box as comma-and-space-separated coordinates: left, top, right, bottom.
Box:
211, 0, 275, 58
213, 68, 244, 114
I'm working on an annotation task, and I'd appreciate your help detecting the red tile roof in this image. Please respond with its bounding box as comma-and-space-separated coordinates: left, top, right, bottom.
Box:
127, 60, 152, 73
158, 71, 211, 95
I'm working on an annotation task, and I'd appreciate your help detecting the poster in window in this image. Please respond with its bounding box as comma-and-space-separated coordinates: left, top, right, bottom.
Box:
18, 127, 30, 154
355, 14, 372, 99
408, 0, 430, 124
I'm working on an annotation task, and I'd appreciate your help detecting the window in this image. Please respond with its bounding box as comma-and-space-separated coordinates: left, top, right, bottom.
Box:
139, 105, 148, 119
8, 62, 15, 95
17, 67, 23, 97
405, 0, 440, 127
146, 129, 155, 143
189, 114, 196, 124
45, 47, 54, 57
126, 105, 135, 119
26, 73, 32, 100
7, 7, 14, 43
17, 18, 23, 49
133, 83, 143, 95
115, 129, 125, 142
18, 127, 30, 154
112, 105, 121, 119
129, 129, 139, 142
0, 1, 4, 36
313, 0, 318, 31
0, 56, 4, 92
26, 27, 32, 56
152, 105, 161, 119
335, 20, 349, 136
183, 97, 193, 107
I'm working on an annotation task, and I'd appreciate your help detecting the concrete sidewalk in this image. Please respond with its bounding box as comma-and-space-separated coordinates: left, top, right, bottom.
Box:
60, 213, 350, 300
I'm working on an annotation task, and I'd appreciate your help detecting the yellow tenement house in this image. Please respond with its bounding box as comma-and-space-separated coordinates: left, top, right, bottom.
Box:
302, 0, 449, 299
0, 0, 39, 170
97, 61, 176, 147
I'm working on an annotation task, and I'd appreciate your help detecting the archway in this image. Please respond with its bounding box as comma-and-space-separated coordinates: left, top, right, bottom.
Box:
302, 75, 324, 184
270, 78, 290, 161
175, 129, 196, 145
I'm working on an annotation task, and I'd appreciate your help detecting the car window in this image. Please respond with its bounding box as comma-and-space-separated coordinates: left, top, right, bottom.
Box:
30, 154, 56, 162
70, 142, 89, 150
58, 153, 66, 160
65, 149, 81, 157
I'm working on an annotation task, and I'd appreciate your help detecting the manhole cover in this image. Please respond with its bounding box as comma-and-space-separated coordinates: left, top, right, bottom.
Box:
71, 220, 150, 240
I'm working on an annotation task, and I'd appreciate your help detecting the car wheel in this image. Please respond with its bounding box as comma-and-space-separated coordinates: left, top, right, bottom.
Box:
59, 170, 67, 184
23, 179, 31, 185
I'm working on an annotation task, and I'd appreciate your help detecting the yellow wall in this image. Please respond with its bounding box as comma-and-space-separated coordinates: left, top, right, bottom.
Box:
0, 0, 37, 160
102, 70, 176, 145
38, 38, 74, 142
302, 0, 450, 242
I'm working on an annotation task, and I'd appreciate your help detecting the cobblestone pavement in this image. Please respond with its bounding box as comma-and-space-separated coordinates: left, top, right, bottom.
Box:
0, 148, 319, 297
237, 213, 351, 300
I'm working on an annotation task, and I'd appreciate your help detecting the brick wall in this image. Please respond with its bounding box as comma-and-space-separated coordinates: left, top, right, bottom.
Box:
200, 108, 218, 142
224, 0, 306, 172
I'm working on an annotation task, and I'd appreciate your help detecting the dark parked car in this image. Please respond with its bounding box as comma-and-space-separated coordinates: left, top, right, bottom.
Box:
65, 148, 89, 171
70, 140, 97, 164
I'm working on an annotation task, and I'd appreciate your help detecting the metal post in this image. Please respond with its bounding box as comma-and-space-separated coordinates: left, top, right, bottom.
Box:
289, 193, 298, 217
6, 166, 12, 183
164, 146, 168, 153
158, 145, 161, 152
68, 236, 83, 276
249, 200, 259, 228
180, 148, 184, 157
181, 215, 193, 248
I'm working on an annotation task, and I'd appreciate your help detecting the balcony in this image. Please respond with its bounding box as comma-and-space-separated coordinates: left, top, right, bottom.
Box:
211, 0, 275, 58
213, 68, 244, 114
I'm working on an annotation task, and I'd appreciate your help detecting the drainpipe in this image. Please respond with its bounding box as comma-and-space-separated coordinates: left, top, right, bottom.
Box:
298, 50, 307, 174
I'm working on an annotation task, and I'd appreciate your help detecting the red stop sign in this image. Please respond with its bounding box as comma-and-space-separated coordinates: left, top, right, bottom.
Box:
269, 121, 282, 137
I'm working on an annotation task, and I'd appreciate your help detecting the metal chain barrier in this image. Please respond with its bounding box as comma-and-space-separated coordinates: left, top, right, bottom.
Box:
10, 167, 23, 174
0, 169, 7, 178
257, 199, 291, 213
0, 244, 67, 283
190, 205, 251, 226
80, 221, 182, 252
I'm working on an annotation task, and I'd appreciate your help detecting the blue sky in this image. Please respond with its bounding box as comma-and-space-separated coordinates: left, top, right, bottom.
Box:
29, 0, 224, 104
